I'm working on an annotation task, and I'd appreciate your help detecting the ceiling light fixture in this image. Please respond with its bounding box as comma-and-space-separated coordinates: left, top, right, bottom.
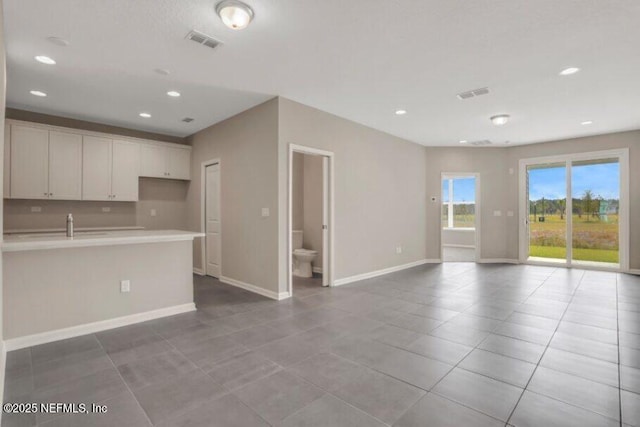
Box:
559, 67, 580, 76
490, 114, 510, 126
139, 112, 152, 118
395, 110, 407, 115
35, 55, 56, 65
46, 36, 70, 47
167, 91, 181, 97
459, 140, 467, 144
30, 90, 47, 97
581, 120, 593, 125
216, 0, 254, 30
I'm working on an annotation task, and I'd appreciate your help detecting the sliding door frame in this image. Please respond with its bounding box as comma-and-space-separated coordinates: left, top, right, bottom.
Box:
519, 148, 629, 272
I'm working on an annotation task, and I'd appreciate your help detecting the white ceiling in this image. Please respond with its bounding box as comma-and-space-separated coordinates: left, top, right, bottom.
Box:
4, 0, 640, 145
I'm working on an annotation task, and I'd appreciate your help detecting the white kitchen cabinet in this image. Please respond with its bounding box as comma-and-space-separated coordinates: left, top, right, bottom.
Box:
111, 140, 139, 201
139, 144, 166, 178
140, 144, 190, 180
166, 147, 191, 180
10, 125, 50, 199
3, 125, 10, 197
82, 135, 112, 201
48, 131, 83, 200
82, 137, 140, 201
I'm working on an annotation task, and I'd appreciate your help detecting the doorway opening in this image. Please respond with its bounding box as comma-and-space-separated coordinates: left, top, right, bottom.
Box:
519, 149, 629, 271
288, 144, 334, 296
202, 159, 221, 278
441, 173, 480, 262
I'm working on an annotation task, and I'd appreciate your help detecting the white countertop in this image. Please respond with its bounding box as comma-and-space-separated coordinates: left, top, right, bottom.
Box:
2, 229, 205, 252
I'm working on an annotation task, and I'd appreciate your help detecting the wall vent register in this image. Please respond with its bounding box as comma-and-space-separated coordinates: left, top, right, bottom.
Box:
456, 87, 489, 100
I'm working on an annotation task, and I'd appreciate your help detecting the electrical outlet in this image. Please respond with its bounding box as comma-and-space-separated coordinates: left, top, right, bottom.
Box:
396, 246, 402, 254
493, 210, 502, 217
261, 208, 270, 217
102, 207, 111, 213
120, 280, 131, 293
30, 206, 42, 213
150, 209, 157, 217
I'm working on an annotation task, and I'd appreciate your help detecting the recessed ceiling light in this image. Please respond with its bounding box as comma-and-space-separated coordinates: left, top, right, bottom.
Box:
559, 67, 580, 76
490, 114, 510, 126
167, 91, 181, 97
459, 140, 468, 144
35, 55, 56, 65
30, 90, 47, 97
216, 0, 254, 30
581, 120, 593, 125
47, 36, 70, 46
139, 112, 151, 118
395, 110, 407, 115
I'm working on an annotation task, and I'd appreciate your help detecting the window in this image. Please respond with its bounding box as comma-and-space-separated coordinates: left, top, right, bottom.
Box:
442, 176, 476, 229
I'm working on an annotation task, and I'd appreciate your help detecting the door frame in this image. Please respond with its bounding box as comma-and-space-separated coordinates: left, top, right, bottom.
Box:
287, 144, 335, 295
518, 148, 629, 272
200, 158, 221, 277
440, 172, 481, 263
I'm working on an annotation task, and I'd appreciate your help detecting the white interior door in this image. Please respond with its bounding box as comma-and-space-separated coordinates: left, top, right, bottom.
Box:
321, 156, 329, 286
205, 163, 221, 278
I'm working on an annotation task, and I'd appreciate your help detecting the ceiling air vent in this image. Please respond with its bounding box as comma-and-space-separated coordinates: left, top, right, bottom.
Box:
181, 117, 195, 123
469, 140, 492, 146
456, 87, 489, 100
185, 30, 222, 50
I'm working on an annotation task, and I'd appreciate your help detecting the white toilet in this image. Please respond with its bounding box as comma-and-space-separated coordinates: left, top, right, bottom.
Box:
292, 230, 318, 278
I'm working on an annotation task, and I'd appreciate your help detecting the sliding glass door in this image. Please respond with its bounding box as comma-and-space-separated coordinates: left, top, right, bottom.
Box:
521, 150, 627, 271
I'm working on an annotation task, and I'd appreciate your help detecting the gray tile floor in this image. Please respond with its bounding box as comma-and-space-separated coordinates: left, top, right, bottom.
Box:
3, 263, 640, 426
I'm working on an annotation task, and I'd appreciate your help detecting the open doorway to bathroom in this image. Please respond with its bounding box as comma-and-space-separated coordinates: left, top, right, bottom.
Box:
288, 144, 334, 296
440, 173, 480, 262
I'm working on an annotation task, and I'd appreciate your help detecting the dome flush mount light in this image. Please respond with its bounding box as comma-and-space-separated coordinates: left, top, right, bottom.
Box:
30, 90, 47, 97
167, 90, 181, 97
581, 120, 593, 125
395, 109, 407, 115
35, 55, 56, 65
216, 0, 254, 30
490, 114, 510, 126
559, 67, 580, 76
139, 112, 152, 118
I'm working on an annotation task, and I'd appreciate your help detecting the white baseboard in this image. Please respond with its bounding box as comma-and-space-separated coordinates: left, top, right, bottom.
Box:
312, 266, 323, 274
478, 258, 520, 264
193, 267, 205, 276
333, 259, 440, 287
443, 244, 476, 249
220, 276, 291, 301
628, 269, 640, 276
4, 303, 196, 351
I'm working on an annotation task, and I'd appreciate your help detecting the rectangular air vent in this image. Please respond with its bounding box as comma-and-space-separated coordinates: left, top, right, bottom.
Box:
181, 117, 194, 123
185, 30, 222, 50
457, 87, 489, 100
469, 140, 492, 146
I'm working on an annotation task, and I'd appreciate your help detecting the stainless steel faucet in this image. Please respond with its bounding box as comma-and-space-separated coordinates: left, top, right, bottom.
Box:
66, 213, 74, 238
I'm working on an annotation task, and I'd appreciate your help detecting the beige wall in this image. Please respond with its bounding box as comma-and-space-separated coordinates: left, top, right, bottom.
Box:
425, 147, 510, 260
187, 98, 280, 292
4, 178, 188, 231
292, 152, 304, 230
303, 154, 323, 270
6, 108, 187, 145
505, 130, 640, 269
278, 98, 428, 291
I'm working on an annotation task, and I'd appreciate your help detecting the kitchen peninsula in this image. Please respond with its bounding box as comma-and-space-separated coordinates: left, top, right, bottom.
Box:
2, 229, 203, 350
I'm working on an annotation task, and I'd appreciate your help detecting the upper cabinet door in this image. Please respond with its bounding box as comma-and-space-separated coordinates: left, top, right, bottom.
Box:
48, 131, 83, 200
166, 147, 191, 180
10, 125, 49, 199
82, 135, 112, 201
139, 144, 166, 178
3, 125, 10, 198
111, 140, 139, 201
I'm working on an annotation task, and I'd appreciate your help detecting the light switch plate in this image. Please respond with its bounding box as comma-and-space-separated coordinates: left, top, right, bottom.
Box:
30, 206, 42, 213
102, 207, 111, 213
396, 246, 402, 254
150, 209, 157, 217
493, 210, 502, 217
120, 280, 131, 293
261, 208, 270, 217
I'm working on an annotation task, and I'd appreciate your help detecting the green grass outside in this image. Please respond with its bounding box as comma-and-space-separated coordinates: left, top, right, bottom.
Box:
529, 246, 619, 264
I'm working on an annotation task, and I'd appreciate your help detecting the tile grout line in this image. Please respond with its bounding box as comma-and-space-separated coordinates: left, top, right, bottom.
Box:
616, 273, 623, 427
